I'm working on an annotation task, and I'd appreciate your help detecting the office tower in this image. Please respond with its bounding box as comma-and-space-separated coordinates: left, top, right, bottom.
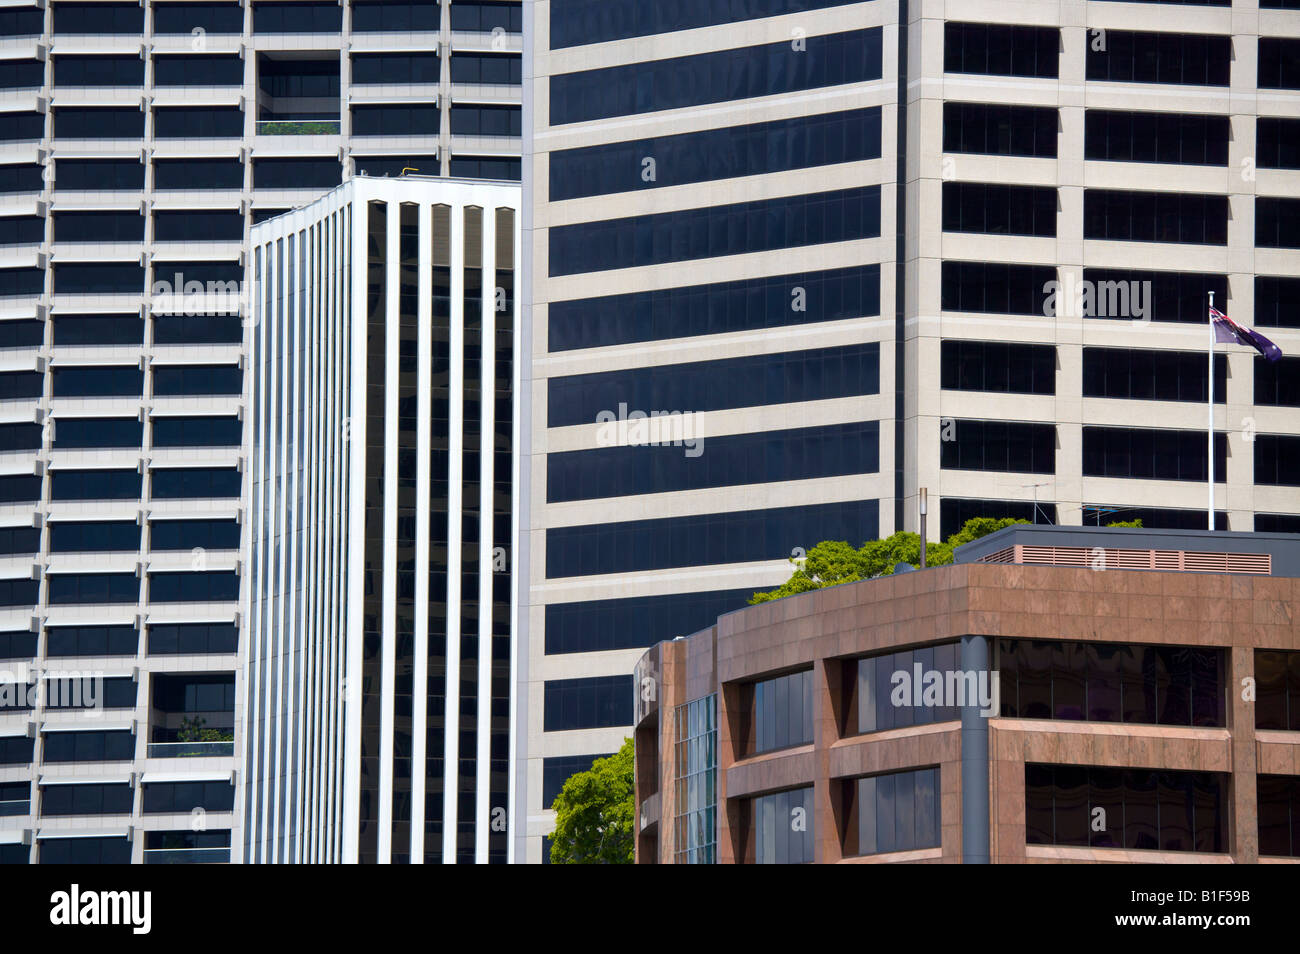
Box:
0, 0, 521, 864
519, 1, 1300, 862
244, 174, 520, 864
633, 523, 1300, 863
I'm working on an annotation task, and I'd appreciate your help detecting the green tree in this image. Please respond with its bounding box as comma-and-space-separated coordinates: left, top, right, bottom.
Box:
549, 738, 635, 864
749, 517, 1031, 604
1105, 519, 1144, 528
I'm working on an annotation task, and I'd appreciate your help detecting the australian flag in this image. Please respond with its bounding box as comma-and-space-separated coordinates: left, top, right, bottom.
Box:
1210, 306, 1283, 362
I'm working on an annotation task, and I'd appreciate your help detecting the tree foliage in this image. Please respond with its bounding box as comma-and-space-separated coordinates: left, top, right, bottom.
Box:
549, 737, 635, 864
749, 517, 1031, 604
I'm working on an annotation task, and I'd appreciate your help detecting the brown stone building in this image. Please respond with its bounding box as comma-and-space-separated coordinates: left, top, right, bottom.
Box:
632, 525, 1300, 863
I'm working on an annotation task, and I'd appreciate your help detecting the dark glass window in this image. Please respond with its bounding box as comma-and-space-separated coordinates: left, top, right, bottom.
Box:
1255, 435, 1300, 486
148, 571, 239, 602
550, 265, 879, 351
1258, 117, 1300, 170
1084, 189, 1228, 244
0, 422, 41, 451
153, 55, 243, 87
1255, 650, 1300, 731
153, 3, 244, 34
0, 526, 39, 556
1255, 356, 1300, 407
142, 781, 234, 813
46, 675, 136, 709
351, 156, 439, 178
51, 365, 142, 397
449, 103, 520, 137
1256, 276, 1300, 329
547, 421, 879, 503
944, 23, 1059, 78
940, 261, 1056, 315
43, 730, 135, 762
550, 0, 855, 48
941, 340, 1056, 395
750, 787, 814, 863
0, 59, 43, 89
942, 181, 1056, 236
0, 370, 41, 400
351, 104, 439, 136
753, 669, 813, 753
45, 625, 138, 657
39, 837, 131, 864
154, 158, 242, 191
153, 314, 242, 344
449, 2, 522, 33
550, 28, 883, 125
0, 112, 43, 141
1257, 197, 1300, 249
856, 644, 961, 733
1000, 639, 1226, 726
1259, 775, 1300, 858
1082, 348, 1226, 403
52, 2, 142, 34
0, 319, 42, 346
0, 7, 43, 36
48, 521, 139, 553
351, 0, 437, 31
943, 102, 1057, 157
1083, 427, 1227, 481
151, 416, 242, 447
0, 216, 41, 245
1085, 110, 1229, 165
546, 499, 878, 578
351, 53, 439, 85
544, 589, 752, 655
154, 210, 243, 242
47, 573, 138, 604
152, 364, 242, 396
52, 314, 142, 346
53, 417, 142, 448
0, 735, 33, 765
1026, 764, 1226, 852
1256, 514, 1300, 532
1080, 505, 1227, 530
55, 158, 143, 191
252, 157, 339, 189
0, 164, 43, 193
53, 211, 144, 243
148, 623, 238, 655
40, 783, 134, 816
54, 107, 143, 139
251, 0, 340, 32
543, 675, 633, 731
53, 263, 145, 294
54, 55, 142, 87
0, 630, 37, 659
151, 467, 241, 498
51, 469, 140, 501
1081, 269, 1225, 323
450, 52, 521, 85
550, 185, 880, 276
447, 155, 520, 180
149, 519, 240, 551
853, 767, 941, 856
1086, 30, 1231, 86
551, 108, 882, 202
940, 419, 1056, 474
153, 106, 244, 139
0, 267, 43, 295
1259, 38, 1300, 90
548, 343, 879, 427
0, 475, 41, 505
541, 754, 611, 807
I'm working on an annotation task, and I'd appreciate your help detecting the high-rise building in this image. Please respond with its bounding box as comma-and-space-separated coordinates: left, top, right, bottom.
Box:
244, 174, 520, 864
0, 0, 520, 864
518, 1, 1300, 862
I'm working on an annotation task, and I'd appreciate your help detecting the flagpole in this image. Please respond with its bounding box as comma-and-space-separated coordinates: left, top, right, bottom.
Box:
1207, 290, 1215, 531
